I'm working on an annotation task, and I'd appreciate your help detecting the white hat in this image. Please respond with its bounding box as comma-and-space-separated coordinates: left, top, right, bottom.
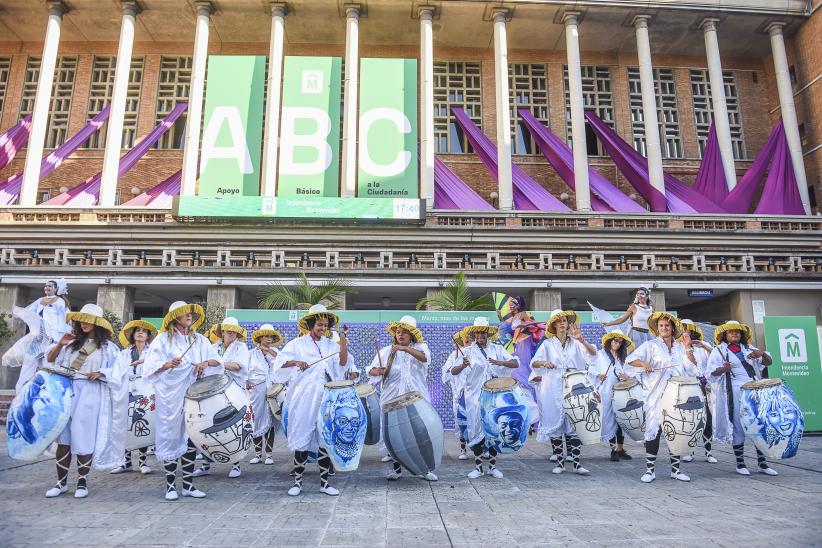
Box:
66, 303, 113, 335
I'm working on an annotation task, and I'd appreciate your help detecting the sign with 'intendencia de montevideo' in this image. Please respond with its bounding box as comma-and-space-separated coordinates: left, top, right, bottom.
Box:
197, 55, 418, 199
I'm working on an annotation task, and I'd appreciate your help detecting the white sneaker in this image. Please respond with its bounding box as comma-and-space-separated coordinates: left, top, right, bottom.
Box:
140, 465, 152, 475
424, 472, 438, 481
74, 487, 88, 499
467, 469, 483, 479
670, 472, 690, 482
381, 455, 393, 463
45, 484, 67, 498
228, 467, 241, 478
109, 466, 131, 474
249, 456, 261, 464
320, 485, 339, 496
574, 467, 590, 476
182, 488, 206, 498
759, 467, 778, 476
264, 457, 274, 465
165, 489, 179, 501
487, 468, 503, 479
706, 455, 718, 464
736, 467, 751, 476
192, 467, 210, 477
458, 452, 468, 460
549, 454, 559, 462
682, 455, 694, 463
386, 471, 401, 481
287, 485, 301, 496
551, 466, 564, 475
641, 472, 656, 483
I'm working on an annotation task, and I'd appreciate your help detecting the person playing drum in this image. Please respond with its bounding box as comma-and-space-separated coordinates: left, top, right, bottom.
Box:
110, 320, 158, 475
246, 323, 283, 466
273, 304, 349, 497
441, 330, 470, 460
706, 320, 777, 476
367, 315, 436, 482
626, 312, 701, 483
143, 301, 211, 500
193, 317, 250, 479
44, 304, 127, 499
591, 329, 634, 462
603, 287, 655, 348
678, 320, 718, 465
529, 309, 596, 475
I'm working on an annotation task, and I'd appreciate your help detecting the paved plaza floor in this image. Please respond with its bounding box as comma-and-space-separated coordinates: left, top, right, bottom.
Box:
1, 432, 820, 547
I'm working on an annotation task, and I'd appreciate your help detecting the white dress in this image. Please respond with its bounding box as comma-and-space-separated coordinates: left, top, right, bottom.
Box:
629, 304, 654, 347
14, 298, 71, 393
624, 337, 701, 442
441, 349, 466, 438
589, 349, 626, 442
207, 340, 249, 386
247, 347, 277, 437
367, 343, 432, 407
143, 330, 211, 462
26, 297, 70, 343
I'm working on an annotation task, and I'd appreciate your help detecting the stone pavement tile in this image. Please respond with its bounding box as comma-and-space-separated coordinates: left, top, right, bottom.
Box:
152, 513, 212, 529
621, 519, 703, 540
253, 528, 326, 547
507, 523, 578, 545
4, 526, 77, 545
566, 523, 640, 542
188, 528, 263, 546
207, 513, 274, 529
386, 512, 444, 528
278, 501, 339, 515
56, 527, 143, 546
320, 527, 386, 547
385, 526, 451, 546
328, 511, 384, 529
275, 512, 332, 529
120, 526, 197, 545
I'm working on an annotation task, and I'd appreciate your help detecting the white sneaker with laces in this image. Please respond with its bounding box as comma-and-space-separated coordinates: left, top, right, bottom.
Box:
140, 465, 152, 475
287, 486, 301, 496
549, 454, 559, 462
386, 471, 401, 481
320, 486, 339, 496
249, 456, 261, 464
640, 472, 656, 483
165, 489, 179, 501
670, 472, 690, 482
487, 468, 503, 479
458, 451, 468, 460
110, 466, 131, 474
264, 457, 274, 465
736, 467, 751, 476
424, 472, 438, 481
551, 466, 564, 475
45, 484, 67, 498
574, 467, 590, 476
759, 467, 778, 476
182, 488, 206, 498
467, 469, 483, 479
381, 455, 393, 463
192, 467, 210, 477
682, 455, 694, 463
74, 487, 88, 499
706, 455, 718, 464
228, 467, 241, 478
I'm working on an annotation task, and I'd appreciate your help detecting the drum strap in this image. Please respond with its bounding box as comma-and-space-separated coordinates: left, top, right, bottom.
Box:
477, 345, 498, 379
724, 370, 735, 421
383, 350, 397, 381
69, 339, 98, 371
130, 345, 140, 363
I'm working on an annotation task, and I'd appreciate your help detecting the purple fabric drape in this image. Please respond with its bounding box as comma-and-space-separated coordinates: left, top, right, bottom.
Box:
452, 107, 570, 212
123, 170, 181, 207
0, 106, 111, 205
585, 112, 727, 213
43, 102, 188, 206
0, 115, 32, 172
720, 121, 783, 214
693, 123, 729, 205
518, 109, 645, 213
433, 154, 495, 210
754, 128, 805, 215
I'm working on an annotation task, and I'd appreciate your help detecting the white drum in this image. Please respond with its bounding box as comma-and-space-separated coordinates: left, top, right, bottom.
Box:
185, 373, 254, 464
562, 369, 601, 445
266, 382, 286, 422
661, 376, 705, 456
612, 379, 645, 442
126, 375, 156, 452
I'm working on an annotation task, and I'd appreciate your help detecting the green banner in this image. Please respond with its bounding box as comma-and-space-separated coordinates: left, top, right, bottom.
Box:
277, 56, 342, 197
764, 315, 822, 431
357, 58, 418, 198
198, 56, 265, 196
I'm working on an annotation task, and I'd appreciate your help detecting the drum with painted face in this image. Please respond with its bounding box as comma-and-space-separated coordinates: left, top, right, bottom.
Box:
266, 382, 286, 422
479, 377, 528, 453
740, 378, 804, 460
383, 391, 443, 476
318, 380, 367, 472
661, 376, 705, 456
355, 383, 381, 446
562, 370, 602, 445
612, 379, 645, 442
126, 375, 156, 452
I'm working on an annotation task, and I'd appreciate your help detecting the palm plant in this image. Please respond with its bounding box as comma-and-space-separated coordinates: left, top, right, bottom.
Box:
415, 271, 494, 311
257, 272, 355, 310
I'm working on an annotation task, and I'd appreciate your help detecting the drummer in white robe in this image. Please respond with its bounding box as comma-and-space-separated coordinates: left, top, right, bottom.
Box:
110, 320, 158, 475
705, 320, 777, 476
143, 301, 211, 500
273, 304, 349, 497
678, 320, 718, 465
192, 317, 250, 479
625, 312, 701, 483
44, 304, 127, 499
450, 317, 518, 479
367, 315, 436, 481
441, 331, 469, 460
529, 309, 597, 475
590, 329, 634, 461
245, 324, 283, 466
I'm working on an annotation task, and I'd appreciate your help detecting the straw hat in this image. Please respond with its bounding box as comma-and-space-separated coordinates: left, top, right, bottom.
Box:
451, 330, 467, 347
545, 309, 580, 335
679, 319, 704, 341
119, 319, 158, 348
206, 323, 220, 344
161, 301, 205, 332
386, 315, 424, 343
253, 323, 283, 346
215, 317, 247, 340
462, 316, 499, 339
648, 311, 683, 339
713, 320, 753, 346
297, 304, 339, 334
66, 303, 113, 336
601, 328, 635, 352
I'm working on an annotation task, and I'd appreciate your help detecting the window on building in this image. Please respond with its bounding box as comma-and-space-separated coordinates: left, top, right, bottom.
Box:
690, 69, 746, 159
564, 65, 614, 156
788, 65, 797, 86
798, 123, 807, 149
627, 67, 683, 159
0, 57, 11, 125
433, 61, 481, 154
85, 56, 144, 149
509, 63, 548, 155
155, 56, 192, 149
20, 56, 78, 148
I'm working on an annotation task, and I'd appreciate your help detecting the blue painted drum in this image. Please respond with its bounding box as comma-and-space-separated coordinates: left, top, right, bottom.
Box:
455, 390, 468, 441
355, 383, 381, 446
383, 391, 443, 476
480, 377, 528, 453
318, 380, 367, 472
7, 366, 74, 460
740, 378, 804, 460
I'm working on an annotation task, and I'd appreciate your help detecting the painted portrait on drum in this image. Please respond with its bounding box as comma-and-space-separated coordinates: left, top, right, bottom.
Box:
319, 388, 366, 470
742, 389, 804, 459
7, 371, 73, 459
481, 391, 529, 453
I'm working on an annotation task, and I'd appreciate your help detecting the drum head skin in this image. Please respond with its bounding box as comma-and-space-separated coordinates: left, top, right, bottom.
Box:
186, 373, 232, 400
266, 383, 284, 398
356, 383, 376, 397
37, 366, 73, 378
614, 379, 639, 390
483, 377, 517, 391
742, 378, 783, 390
668, 376, 699, 385
384, 391, 422, 412
325, 380, 354, 389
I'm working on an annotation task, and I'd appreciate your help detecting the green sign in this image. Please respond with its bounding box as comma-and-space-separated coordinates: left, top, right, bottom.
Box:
357, 58, 418, 198
764, 315, 822, 431
198, 56, 265, 196
277, 56, 342, 197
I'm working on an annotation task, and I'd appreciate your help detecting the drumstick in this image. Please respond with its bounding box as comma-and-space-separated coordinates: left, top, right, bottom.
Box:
72, 370, 109, 383
305, 351, 340, 369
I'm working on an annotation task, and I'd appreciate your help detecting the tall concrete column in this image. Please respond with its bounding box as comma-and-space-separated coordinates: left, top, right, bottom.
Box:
260, 2, 287, 196
0, 285, 30, 389
563, 12, 591, 211
19, 1, 68, 206
701, 18, 737, 190
99, 1, 141, 207
633, 15, 665, 196
340, 5, 360, 197
767, 22, 812, 215
530, 288, 562, 312
97, 285, 135, 324
650, 288, 666, 313
180, 0, 214, 196
419, 6, 436, 209
207, 285, 240, 313
492, 8, 514, 210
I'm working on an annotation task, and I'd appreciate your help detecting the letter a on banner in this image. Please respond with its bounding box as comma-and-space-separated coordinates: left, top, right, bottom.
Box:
358, 58, 418, 198
278, 56, 342, 197
198, 56, 265, 196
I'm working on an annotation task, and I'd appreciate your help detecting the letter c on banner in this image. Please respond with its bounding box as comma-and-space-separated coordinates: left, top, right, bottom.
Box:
199, 106, 254, 174
358, 108, 412, 177
279, 107, 333, 176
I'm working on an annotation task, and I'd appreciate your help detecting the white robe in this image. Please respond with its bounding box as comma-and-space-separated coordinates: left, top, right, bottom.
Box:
706, 342, 771, 445
589, 349, 626, 442
273, 334, 345, 452
52, 340, 127, 469
13, 299, 70, 393
143, 329, 211, 462
26, 297, 70, 343
114, 345, 148, 454
624, 337, 701, 442
247, 347, 277, 437
441, 349, 466, 437
207, 340, 250, 386
529, 336, 593, 441
367, 343, 432, 407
